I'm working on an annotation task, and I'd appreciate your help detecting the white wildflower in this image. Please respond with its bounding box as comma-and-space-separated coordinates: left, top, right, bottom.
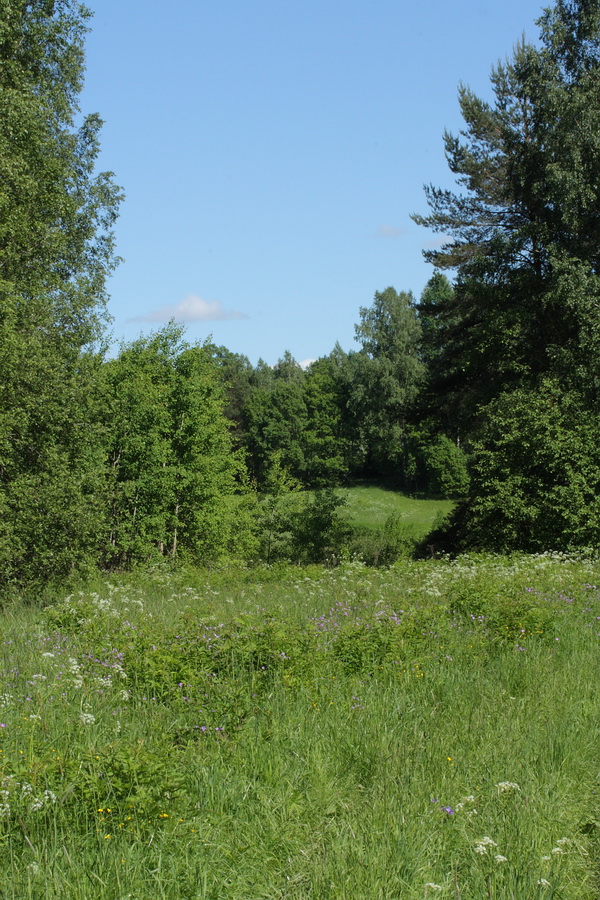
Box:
555, 837, 570, 847
541, 856, 551, 861
475, 836, 498, 855
29, 714, 41, 722
31, 674, 46, 681
29, 790, 56, 812
496, 781, 521, 793
79, 712, 95, 725
119, 689, 130, 701
0, 803, 10, 819
20, 783, 33, 795
537, 879, 551, 887
113, 663, 128, 681
551, 847, 564, 855
0, 694, 13, 707
494, 855, 508, 863
26, 861, 40, 875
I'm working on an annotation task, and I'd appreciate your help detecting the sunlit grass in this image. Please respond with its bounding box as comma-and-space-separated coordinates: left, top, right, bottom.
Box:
340, 483, 453, 533
0, 554, 598, 897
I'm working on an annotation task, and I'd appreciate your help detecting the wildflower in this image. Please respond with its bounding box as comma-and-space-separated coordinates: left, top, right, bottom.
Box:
537, 879, 551, 887
0, 803, 10, 819
442, 806, 455, 815
551, 847, 563, 855
555, 837, 570, 847
494, 855, 508, 863
496, 781, 520, 793
26, 862, 40, 875
474, 836, 498, 855
29, 714, 41, 721
79, 712, 96, 725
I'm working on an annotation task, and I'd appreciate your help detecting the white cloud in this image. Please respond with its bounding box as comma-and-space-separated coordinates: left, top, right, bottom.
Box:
128, 294, 247, 324
299, 358, 316, 370
375, 224, 406, 239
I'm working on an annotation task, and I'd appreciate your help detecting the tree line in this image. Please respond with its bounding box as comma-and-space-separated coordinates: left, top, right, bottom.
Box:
1, 0, 599, 590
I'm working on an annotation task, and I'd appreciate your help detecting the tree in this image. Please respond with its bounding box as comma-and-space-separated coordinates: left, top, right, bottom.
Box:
243, 368, 308, 486
412, 1, 600, 423
301, 357, 349, 486
0, 0, 122, 587
347, 288, 424, 479
461, 382, 600, 551
413, 0, 600, 550
102, 327, 254, 567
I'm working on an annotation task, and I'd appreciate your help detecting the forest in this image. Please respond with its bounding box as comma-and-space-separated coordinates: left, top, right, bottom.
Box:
3, 0, 600, 594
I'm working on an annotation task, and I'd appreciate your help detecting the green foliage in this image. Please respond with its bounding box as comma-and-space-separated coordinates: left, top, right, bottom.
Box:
418, 433, 470, 499
346, 513, 421, 566
413, 0, 600, 552
257, 488, 350, 564
0, 0, 122, 588
101, 325, 254, 567
459, 383, 600, 552
347, 287, 425, 479
243, 356, 308, 486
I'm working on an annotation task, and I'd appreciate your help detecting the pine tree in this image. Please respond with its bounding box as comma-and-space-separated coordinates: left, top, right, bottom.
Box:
413, 0, 600, 550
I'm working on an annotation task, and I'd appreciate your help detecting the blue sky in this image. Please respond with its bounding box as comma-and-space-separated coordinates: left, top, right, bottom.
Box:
81, 0, 546, 365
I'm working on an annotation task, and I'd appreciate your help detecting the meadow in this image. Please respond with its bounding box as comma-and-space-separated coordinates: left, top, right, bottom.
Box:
0, 551, 598, 899
339, 484, 454, 533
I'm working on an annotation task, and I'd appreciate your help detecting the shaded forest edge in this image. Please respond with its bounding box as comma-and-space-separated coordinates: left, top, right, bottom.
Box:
2, 0, 600, 593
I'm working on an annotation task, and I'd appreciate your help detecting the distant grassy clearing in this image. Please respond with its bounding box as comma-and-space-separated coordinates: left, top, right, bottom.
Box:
339, 484, 454, 535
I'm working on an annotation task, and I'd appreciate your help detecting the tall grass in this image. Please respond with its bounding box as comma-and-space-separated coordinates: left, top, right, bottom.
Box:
0, 554, 598, 898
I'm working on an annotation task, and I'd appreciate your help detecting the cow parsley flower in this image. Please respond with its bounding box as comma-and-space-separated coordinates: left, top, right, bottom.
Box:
496, 781, 520, 793
475, 836, 498, 855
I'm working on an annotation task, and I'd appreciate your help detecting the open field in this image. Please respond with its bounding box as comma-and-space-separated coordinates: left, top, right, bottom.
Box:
0, 554, 598, 898
339, 485, 454, 534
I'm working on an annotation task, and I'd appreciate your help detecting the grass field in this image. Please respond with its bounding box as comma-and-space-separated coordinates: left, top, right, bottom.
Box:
0, 553, 598, 898
339, 484, 454, 533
